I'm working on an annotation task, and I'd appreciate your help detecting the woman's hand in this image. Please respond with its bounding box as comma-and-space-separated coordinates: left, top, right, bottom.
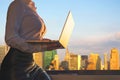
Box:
46, 41, 64, 51
42, 38, 51, 41
27, 39, 64, 52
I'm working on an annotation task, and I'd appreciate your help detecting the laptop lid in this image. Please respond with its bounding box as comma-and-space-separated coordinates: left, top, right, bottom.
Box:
59, 11, 75, 48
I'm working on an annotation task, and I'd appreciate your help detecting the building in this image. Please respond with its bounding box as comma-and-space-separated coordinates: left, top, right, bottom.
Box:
51, 54, 59, 70
87, 53, 101, 70
104, 53, 108, 70
69, 54, 81, 70
33, 50, 58, 70
5, 44, 10, 54
81, 55, 88, 70
110, 48, 119, 70
33, 52, 43, 68
43, 50, 57, 70
0, 45, 6, 64
64, 48, 70, 62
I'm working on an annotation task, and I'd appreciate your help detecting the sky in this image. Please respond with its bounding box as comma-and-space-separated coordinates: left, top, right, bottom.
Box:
0, 0, 120, 60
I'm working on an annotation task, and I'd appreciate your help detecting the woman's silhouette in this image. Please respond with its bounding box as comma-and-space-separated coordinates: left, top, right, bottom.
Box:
0, 0, 63, 80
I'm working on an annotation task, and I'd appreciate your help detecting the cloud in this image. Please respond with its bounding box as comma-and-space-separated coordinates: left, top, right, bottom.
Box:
113, 32, 120, 41
57, 32, 120, 61
69, 32, 120, 54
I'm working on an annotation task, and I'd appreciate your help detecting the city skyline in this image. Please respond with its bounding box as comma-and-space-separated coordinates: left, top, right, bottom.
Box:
0, 0, 120, 58
0, 45, 120, 70
49, 48, 120, 70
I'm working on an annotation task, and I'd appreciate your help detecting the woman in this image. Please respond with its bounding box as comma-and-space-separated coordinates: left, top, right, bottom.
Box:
0, 0, 63, 80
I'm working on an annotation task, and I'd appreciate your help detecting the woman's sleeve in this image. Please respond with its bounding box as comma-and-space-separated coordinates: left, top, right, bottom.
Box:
5, 4, 42, 53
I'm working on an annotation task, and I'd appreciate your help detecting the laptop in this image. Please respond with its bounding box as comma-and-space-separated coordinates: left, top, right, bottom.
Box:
26, 11, 75, 48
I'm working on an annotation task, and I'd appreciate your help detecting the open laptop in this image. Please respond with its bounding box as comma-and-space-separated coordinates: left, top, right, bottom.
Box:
26, 11, 75, 48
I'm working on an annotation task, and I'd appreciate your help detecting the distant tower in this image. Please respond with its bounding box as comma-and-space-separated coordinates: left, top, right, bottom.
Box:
81, 55, 88, 70
64, 48, 70, 62
0, 45, 6, 64
5, 44, 10, 54
104, 53, 108, 70
43, 50, 57, 69
87, 53, 101, 70
101, 63, 104, 70
33, 52, 43, 68
51, 54, 59, 70
110, 48, 119, 70
69, 54, 81, 70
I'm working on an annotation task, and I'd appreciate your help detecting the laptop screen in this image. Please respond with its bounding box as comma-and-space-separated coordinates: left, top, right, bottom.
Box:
59, 11, 75, 48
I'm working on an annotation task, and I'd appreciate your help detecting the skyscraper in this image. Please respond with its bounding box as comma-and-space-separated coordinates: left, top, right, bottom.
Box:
87, 53, 101, 70
81, 55, 88, 70
0, 45, 6, 64
51, 54, 59, 70
104, 53, 108, 70
43, 50, 57, 69
64, 48, 70, 62
69, 54, 81, 70
110, 48, 119, 70
33, 50, 57, 69
33, 52, 43, 68
5, 44, 10, 54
